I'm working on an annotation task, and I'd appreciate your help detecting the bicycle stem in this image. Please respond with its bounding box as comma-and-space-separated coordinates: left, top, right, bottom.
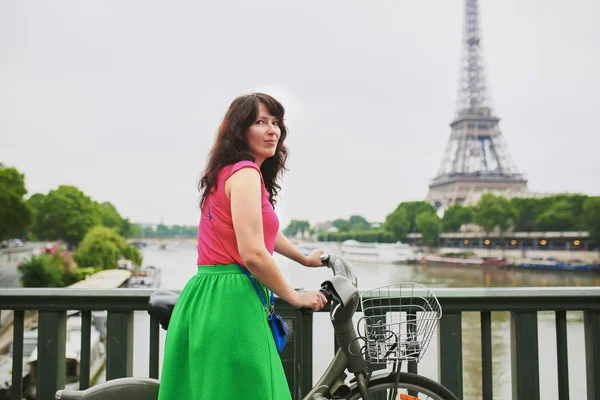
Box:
331, 300, 368, 373
304, 276, 371, 399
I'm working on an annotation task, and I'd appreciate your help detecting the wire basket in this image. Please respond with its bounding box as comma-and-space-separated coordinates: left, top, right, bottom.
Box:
357, 283, 442, 364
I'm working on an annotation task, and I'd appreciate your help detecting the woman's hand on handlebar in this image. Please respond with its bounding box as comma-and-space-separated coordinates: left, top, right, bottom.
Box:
292, 291, 328, 311
304, 249, 326, 268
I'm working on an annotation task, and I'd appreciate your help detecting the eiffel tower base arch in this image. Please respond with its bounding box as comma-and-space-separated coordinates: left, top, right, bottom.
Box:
426, 175, 528, 210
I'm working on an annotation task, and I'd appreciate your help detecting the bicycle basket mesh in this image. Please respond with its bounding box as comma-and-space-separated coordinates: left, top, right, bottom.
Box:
358, 283, 442, 364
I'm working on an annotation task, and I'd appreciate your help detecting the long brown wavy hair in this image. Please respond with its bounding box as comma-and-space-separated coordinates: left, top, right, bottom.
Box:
198, 93, 289, 209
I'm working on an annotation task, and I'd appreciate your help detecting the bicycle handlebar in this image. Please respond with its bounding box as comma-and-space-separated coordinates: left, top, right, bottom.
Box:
321, 253, 358, 288
302, 252, 357, 287
299, 252, 356, 313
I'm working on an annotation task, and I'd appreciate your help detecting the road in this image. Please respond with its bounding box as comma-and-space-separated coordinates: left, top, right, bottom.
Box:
0, 255, 24, 289
0, 243, 44, 289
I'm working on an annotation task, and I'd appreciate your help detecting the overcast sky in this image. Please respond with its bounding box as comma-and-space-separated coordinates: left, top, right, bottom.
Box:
1, 0, 599, 227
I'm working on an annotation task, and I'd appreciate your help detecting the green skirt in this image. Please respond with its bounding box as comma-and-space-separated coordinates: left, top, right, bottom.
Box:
157, 264, 292, 400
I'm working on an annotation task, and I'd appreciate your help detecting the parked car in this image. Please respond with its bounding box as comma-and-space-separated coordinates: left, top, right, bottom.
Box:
0, 238, 24, 249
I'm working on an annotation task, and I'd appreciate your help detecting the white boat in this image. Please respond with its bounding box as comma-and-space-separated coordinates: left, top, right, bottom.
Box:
24, 315, 106, 399
340, 240, 418, 264
126, 265, 162, 288
298, 240, 419, 264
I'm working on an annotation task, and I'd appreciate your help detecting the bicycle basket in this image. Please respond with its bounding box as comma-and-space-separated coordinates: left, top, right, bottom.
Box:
358, 283, 442, 364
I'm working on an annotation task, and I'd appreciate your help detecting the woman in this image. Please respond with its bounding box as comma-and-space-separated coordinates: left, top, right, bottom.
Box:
158, 93, 328, 399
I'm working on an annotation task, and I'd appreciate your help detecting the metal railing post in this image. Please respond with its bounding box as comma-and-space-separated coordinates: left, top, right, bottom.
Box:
37, 310, 67, 399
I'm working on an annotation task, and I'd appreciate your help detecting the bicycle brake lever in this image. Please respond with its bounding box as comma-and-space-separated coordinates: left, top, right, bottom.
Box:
299, 288, 332, 314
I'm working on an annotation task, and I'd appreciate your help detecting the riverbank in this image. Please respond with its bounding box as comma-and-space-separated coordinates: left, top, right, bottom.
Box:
434, 247, 600, 263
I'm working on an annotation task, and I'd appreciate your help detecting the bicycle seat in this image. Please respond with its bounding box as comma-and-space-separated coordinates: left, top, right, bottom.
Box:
147, 290, 179, 330
55, 377, 159, 399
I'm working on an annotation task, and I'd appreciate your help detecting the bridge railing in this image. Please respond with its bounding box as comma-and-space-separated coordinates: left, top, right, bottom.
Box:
1, 287, 599, 400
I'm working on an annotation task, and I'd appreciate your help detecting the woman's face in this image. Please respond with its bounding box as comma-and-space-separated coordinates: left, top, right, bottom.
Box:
246, 102, 281, 167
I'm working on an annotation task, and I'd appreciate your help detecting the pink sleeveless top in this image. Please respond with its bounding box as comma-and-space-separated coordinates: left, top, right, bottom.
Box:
196, 161, 280, 266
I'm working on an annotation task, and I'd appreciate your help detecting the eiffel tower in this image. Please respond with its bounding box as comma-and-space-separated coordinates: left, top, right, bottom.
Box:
427, 0, 527, 210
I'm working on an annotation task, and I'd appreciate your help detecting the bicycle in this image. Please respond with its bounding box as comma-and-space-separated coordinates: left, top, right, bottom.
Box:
55, 254, 458, 400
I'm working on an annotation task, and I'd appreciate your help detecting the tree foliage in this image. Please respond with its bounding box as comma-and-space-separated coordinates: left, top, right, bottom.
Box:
18, 255, 65, 287
0, 164, 33, 241
347, 215, 371, 231
318, 229, 395, 243
383, 201, 435, 241
19, 248, 94, 288
96, 201, 133, 237
441, 204, 474, 232
474, 194, 518, 233
29, 185, 101, 247
74, 226, 143, 270
536, 200, 575, 232
130, 224, 197, 238
156, 224, 170, 237
415, 212, 442, 246
582, 197, 600, 245
510, 197, 547, 232
283, 220, 310, 236
509, 194, 589, 233
383, 207, 410, 241
323, 215, 372, 234
331, 219, 349, 232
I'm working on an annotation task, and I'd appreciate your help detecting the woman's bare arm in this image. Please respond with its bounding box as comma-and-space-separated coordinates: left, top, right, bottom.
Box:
274, 231, 308, 266
227, 167, 325, 310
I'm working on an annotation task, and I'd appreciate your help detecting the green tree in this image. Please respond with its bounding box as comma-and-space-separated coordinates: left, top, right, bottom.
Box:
18, 255, 64, 287
19, 248, 88, 287
26, 193, 47, 240
74, 226, 143, 270
122, 243, 143, 267
383, 208, 410, 241
582, 197, 600, 246
510, 194, 588, 232
283, 220, 310, 236
0, 164, 33, 241
353, 229, 395, 243
348, 215, 371, 231
415, 212, 442, 246
536, 200, 576, 231
120, 218, 134, 237
129, 224, 143, 237
555, 194, 588, 231
95, 201, 135, 237
474, 194, 518, 234
441, 204, 474, 232
30, 185, 101, 247
510, 197, 546, 231
331, 219, 349, 232
143, 226, 156, 237
156, 224, 170, 237
97, 202, 122, 230
183, 225, 198, 237
395, 201, 437, 233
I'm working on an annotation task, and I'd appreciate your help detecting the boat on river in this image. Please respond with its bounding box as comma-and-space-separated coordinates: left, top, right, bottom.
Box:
297, 240, 419, 264
126, 265, 161, 288
516, 257, 600, 272
24, 315, 106, 399
117, 259, 162, 288
422, 252, 512, 267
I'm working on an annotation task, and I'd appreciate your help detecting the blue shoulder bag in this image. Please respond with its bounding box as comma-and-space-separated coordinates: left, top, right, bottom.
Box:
238, 265, 288, 352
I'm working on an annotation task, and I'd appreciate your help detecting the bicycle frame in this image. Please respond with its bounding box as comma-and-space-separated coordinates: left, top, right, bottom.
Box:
304, 272, 373, 400
305, 349, 372, 400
